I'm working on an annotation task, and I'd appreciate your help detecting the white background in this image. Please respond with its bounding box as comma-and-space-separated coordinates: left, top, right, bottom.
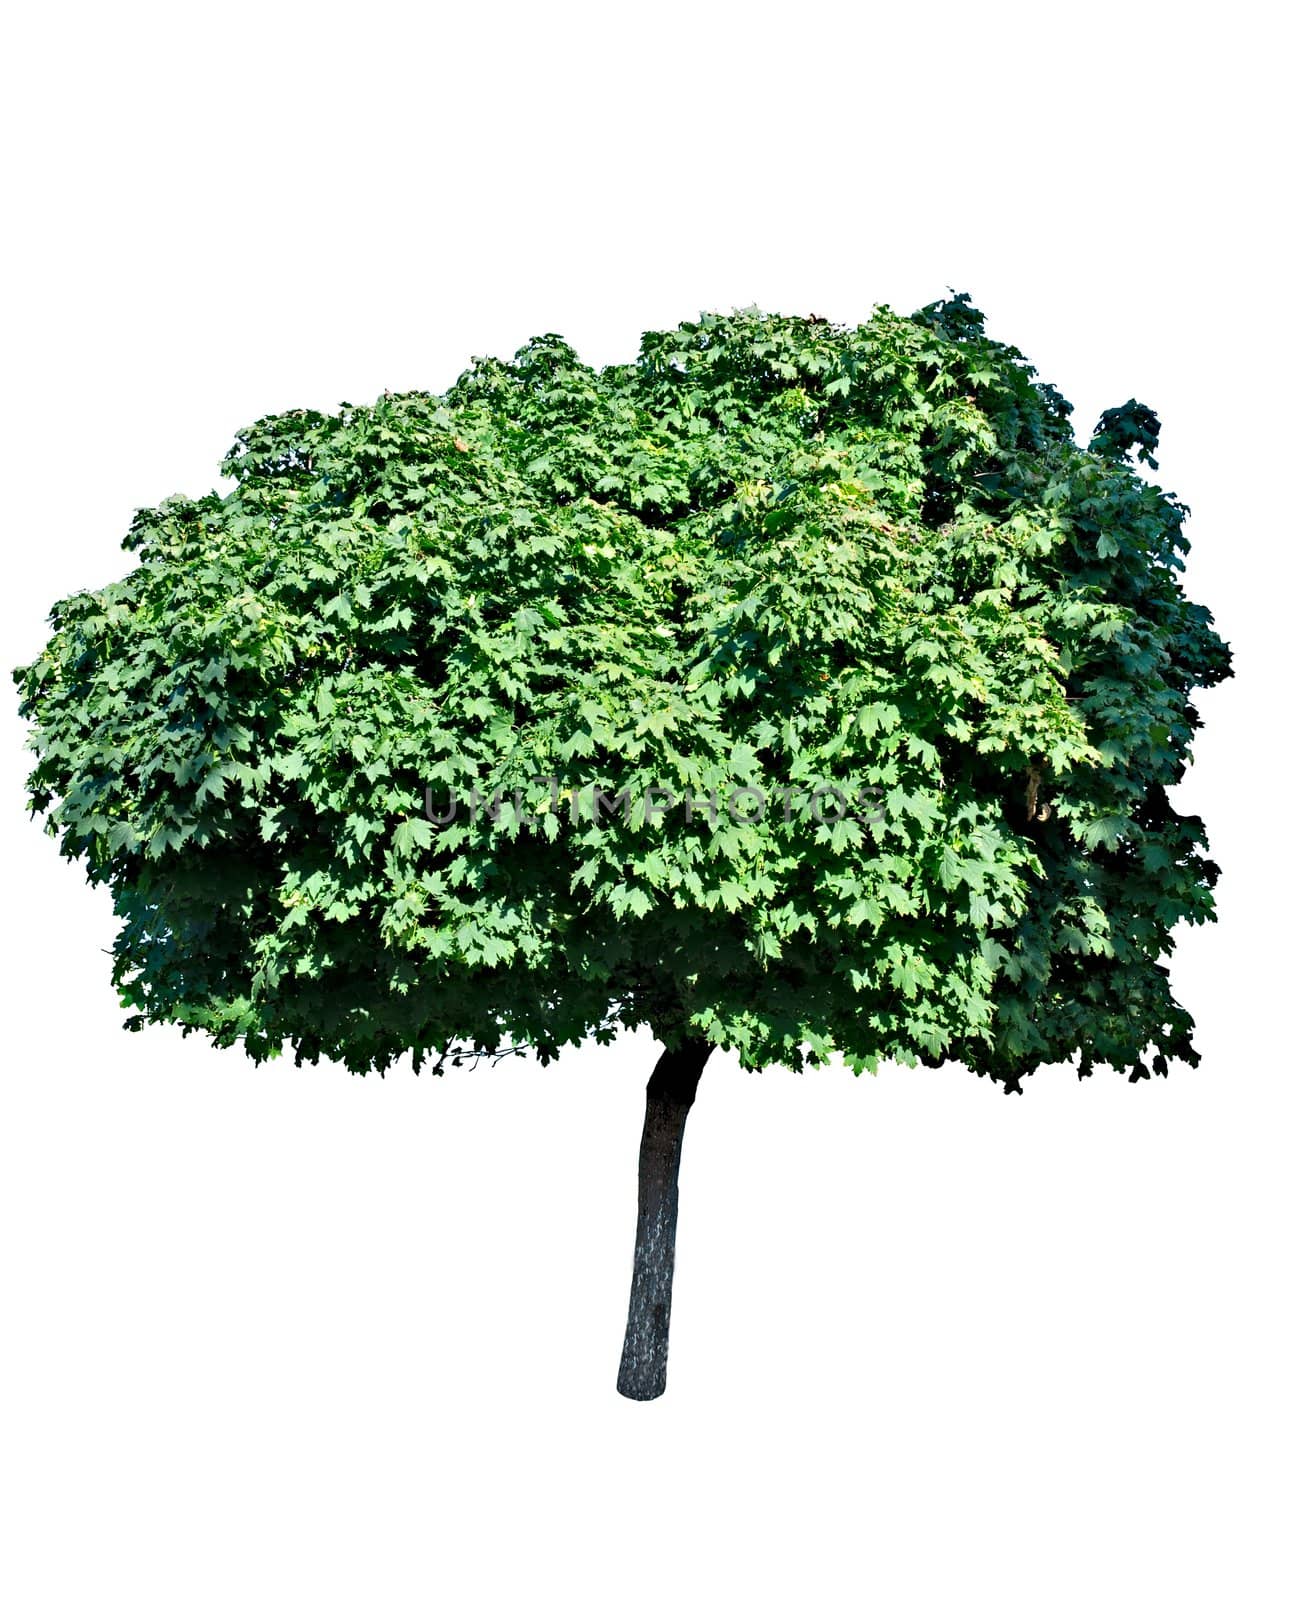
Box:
2, 4, 1299, 1596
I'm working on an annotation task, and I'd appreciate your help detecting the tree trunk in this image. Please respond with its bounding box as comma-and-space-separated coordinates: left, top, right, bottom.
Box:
617, 1037, 712, 1401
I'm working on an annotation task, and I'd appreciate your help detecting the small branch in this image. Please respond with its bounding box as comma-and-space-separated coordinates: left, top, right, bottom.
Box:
430, 1041, 529, 1073
1025, 759, 1051, 822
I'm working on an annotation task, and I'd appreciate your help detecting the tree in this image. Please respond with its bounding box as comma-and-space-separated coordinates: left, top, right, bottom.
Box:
15, 295, 1232, 1399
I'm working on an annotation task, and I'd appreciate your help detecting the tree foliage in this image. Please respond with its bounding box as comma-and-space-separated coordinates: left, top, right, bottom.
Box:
15, 295, 1231, 1089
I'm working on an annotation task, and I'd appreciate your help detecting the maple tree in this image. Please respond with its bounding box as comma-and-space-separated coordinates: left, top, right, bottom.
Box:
15, 296, 1231, 1398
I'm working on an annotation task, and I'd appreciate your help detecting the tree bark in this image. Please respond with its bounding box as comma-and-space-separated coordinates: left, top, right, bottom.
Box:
617, 1037, 712, 1401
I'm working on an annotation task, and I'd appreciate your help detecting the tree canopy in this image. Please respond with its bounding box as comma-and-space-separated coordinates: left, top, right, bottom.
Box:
16, 295, 1231, 1090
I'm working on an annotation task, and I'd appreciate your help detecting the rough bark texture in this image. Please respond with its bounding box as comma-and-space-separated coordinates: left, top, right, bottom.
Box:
616, 1038, 712, 1401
